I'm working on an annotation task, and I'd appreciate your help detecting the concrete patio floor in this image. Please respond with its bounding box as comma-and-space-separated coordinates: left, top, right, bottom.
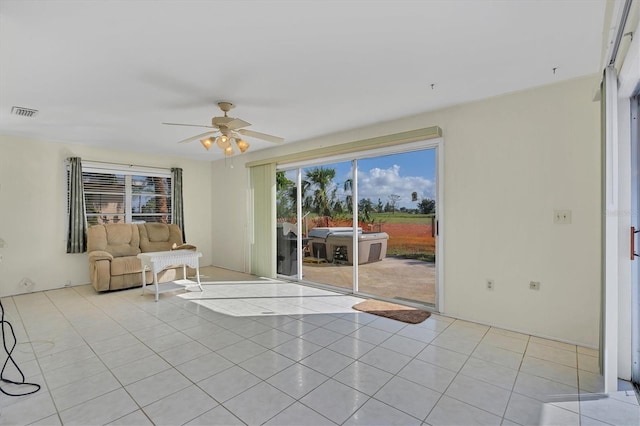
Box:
298, 256, 436, 306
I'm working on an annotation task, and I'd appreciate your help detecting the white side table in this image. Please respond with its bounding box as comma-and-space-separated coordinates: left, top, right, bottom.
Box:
137, 250, 203, 302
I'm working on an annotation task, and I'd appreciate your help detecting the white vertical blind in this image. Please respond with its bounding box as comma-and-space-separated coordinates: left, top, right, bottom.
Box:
250, 163, 277, 278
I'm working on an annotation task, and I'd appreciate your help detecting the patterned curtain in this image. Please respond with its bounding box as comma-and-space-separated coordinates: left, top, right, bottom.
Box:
171, 167, 186, 241
66, 157, 88, 253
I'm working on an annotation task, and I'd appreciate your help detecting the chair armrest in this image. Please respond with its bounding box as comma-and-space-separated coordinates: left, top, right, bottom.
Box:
171, 243, 197, 251
88, 251, 114, 262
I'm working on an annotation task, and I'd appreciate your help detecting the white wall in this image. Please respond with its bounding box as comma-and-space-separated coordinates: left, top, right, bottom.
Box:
0, 135, 213, 297
210, 159, 251, 272
211, 75, 602, 347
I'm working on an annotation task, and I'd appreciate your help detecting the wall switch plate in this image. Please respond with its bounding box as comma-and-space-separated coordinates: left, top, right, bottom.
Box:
529, 281, 541, 290
553, 210, 572, 224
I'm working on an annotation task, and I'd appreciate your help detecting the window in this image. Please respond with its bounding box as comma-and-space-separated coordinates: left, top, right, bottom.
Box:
70, 162, 172, 226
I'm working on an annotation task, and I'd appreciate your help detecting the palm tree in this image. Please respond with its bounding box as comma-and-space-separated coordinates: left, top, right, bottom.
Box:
276, 171, 296, 218
304, 167, 336, 216
358, 198, 374, 222
276, 171, 292, 191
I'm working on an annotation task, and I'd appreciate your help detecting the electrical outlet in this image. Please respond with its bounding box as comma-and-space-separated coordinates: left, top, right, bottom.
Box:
64, 280, 71, 287
486, 279, 494, 290
19, 278, 34, 291
0, 238, 5, 248
529, 281, 541, 290
553, 210, 572, 224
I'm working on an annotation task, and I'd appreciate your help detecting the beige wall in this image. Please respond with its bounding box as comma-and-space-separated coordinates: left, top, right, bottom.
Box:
210, 160, 251, 272
0, 135, 213, 297
212, 75, 602, 347
438, 76, 601, 347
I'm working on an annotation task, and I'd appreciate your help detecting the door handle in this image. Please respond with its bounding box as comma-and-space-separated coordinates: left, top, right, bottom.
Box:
631, 226, 640, 260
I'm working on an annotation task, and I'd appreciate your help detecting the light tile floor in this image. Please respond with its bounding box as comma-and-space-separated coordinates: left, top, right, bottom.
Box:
0, 267, 638, 425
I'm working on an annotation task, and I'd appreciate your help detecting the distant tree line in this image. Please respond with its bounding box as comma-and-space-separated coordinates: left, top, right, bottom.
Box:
277, 167, 436, 220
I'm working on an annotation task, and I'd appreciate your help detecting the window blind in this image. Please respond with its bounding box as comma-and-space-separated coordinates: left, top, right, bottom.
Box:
68, 161, 173, 226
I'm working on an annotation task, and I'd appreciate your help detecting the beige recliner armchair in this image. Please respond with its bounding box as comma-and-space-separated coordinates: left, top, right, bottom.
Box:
87, 223, 195, 292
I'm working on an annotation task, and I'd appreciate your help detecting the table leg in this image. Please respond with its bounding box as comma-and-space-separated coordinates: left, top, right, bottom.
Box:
195, 265, 203, 292
141, 266, 147, 296
154, 271, 159, 302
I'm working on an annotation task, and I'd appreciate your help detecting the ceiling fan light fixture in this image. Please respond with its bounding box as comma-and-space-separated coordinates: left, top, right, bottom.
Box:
236, 138, 250, 153
200, 137, 214, 150
165, 101, 283, 153
216, 134, 230, 148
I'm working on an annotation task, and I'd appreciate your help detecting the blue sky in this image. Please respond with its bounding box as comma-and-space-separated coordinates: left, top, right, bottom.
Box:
286, 148, 436, 209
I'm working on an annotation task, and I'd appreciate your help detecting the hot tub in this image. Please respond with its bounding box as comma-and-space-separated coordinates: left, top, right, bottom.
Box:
308, 227, 388, 264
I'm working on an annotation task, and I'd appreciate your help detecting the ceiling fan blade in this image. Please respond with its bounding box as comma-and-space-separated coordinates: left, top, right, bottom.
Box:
237, 129, 284, 144
225, 118, 251, 130
163, 122, 217, 129
178, 131, 218, 144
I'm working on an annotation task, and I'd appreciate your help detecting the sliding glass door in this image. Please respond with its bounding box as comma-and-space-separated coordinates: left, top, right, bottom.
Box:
631, 95, 639, 388
356, 149, 437, 305
276, 161, 355, 289
299, 161, 354, 290
276, 141, 441, 308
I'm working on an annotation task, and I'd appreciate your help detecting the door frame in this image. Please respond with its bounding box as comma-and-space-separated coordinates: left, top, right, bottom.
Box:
631, 95, 639, 386
276, 138, 444, 312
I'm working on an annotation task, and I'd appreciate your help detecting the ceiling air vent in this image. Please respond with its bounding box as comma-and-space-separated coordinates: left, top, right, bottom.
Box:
11, 106, 38, 117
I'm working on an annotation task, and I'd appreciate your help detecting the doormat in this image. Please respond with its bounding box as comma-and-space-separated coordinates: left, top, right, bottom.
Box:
352, 300, 431, 324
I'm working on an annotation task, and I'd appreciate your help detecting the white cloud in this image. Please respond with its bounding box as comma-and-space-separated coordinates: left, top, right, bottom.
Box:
339, 164, 435, 209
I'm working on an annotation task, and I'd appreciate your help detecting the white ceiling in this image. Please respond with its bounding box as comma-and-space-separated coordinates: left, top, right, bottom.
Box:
0, 0, 607, 161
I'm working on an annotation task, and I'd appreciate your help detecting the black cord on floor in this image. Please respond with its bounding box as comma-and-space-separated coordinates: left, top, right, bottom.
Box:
0, 299, 40, 397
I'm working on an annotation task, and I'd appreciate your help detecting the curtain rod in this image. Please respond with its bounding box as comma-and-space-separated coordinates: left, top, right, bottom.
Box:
67, 158, 176, 171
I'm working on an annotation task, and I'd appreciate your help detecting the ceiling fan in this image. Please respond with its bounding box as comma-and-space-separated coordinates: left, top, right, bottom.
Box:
162, 101, 284, 155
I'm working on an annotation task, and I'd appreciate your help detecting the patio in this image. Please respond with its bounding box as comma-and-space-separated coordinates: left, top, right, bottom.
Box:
298, 257, 436, 306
